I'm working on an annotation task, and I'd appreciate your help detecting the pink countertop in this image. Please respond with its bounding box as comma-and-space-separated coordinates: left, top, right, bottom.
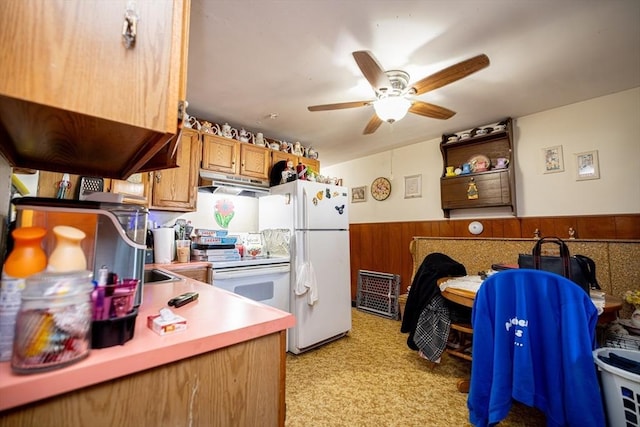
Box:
0, 269, 295, 411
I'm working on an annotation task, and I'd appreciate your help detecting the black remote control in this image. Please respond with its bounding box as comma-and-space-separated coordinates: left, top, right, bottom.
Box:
168, 292, 199, 308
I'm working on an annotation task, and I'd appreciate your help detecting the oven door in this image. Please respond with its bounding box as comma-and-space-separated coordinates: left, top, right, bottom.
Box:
211, 263, 290, 312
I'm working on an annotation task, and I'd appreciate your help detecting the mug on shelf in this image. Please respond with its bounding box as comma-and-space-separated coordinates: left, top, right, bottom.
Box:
495, 158, 510, 169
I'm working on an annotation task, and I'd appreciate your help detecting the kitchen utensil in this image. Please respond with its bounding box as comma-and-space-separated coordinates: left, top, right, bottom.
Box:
76, 176, 104, 200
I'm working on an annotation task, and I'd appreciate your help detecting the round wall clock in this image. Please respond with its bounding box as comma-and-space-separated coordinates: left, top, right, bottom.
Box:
371, 177, 391, 201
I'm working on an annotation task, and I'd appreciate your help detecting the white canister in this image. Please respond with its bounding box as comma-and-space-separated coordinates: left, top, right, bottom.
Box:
151, 228, 175, 264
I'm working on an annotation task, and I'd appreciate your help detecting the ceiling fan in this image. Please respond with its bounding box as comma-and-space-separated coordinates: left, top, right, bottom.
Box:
308, 51, 490, 135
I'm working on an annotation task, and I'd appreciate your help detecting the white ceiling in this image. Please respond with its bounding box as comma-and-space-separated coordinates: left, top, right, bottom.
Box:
185, 0, 640, 167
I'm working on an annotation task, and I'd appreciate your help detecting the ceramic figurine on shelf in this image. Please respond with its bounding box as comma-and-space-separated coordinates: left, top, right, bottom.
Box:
269, 140, 280, 151
569, 227, 576, 239
214, 122, 236, 139
281, 160, 296, 184
293, 141, 304, 156
199, 121, 213, 133
306, 146, 318, 159
238, 128, 252, 143
534, 228, 541, 239
255, 132, 266, 147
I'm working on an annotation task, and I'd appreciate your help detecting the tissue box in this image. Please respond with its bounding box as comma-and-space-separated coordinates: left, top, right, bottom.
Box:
147, 312, 187, 335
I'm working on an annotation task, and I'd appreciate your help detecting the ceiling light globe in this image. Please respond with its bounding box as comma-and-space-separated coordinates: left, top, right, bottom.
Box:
373, 97, 411, 123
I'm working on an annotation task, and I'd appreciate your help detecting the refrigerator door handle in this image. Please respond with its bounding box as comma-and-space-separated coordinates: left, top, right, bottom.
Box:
302, 187, 308, 230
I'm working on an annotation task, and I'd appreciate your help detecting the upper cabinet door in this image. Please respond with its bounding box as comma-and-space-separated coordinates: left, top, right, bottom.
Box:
0, 0, 191, 179
151, 129, 200, 211
201, 134, 239, 175
239, 144, 270, 180
0, 0, 185, 133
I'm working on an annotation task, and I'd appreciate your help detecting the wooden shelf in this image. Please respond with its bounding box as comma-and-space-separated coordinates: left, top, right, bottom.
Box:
440, 118, 516, 217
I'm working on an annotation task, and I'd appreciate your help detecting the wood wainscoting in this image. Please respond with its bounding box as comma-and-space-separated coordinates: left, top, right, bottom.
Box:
348, 213, 640, 301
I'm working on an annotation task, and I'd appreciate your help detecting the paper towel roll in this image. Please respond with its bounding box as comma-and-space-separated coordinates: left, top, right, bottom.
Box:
152, 228, 175, 264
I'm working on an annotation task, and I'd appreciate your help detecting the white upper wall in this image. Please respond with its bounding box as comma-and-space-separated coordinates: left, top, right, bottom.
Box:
324, 87, 640, 223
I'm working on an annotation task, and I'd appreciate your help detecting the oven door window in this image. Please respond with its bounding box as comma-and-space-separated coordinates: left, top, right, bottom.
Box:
234, 281, 274, 301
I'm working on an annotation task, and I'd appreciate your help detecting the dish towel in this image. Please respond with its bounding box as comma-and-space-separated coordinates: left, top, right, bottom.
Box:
295, 261, 319, 306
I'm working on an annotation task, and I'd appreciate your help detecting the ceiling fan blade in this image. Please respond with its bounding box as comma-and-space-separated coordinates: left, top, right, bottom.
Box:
411, 54, 490, 95
308, 100, 373, 111
409, 101, 456, 120
363, 114, 383, 135
353, 51, 392, 92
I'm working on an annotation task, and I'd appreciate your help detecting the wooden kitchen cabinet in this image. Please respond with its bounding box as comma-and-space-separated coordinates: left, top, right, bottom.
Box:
110, 173, 151, 205
202, 134, 270, 181
165, 265, 211, 283
0, 0, 191, 179
271, 151, 320, 175
150, 128, 201, 211
440, 118, 515, 217
37, 172, 83, 199
36, 129, 199, 211
37, 171, 150, 205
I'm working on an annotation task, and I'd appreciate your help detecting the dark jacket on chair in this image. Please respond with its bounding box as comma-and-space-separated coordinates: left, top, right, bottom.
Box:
401, 252, 467, 351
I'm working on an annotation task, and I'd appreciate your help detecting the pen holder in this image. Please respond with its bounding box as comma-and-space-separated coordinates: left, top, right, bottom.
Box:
91, 308, 138, 349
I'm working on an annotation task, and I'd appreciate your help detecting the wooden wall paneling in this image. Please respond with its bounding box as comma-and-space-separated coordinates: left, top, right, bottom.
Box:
615, 215, 640, 239
385, 222, 405, 277
400, 222, 417, 292
349, 214, 640, 301
413, 221, 434, 238
577, 216, 617, 239
438, 220, 456, 237
482, 219, 499, 237
454, 220, 472, 237
503, 218, 522, 238
349, 226, 362, 302
520, 217, 541, 239
538, 217, 556, 238
371, 223, 393, 272
552, 216, 578, 239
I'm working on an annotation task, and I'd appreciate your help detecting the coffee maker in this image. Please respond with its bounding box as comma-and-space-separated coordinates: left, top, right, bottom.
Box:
11, 197, 148, 307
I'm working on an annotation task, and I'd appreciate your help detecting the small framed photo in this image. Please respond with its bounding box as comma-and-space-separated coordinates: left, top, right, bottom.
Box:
404, 174, 422, 199
575, 150, 600, 181
351, 186, 366, 203
542, 145, 564, 174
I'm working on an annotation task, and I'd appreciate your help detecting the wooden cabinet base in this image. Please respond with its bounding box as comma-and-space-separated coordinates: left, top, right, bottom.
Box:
0, 332, 286, 427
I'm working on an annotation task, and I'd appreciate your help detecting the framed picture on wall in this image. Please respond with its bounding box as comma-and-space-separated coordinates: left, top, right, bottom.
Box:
351, 186, 366, 203
575, 150, 600, 181
542, 145, 564, 173
404, 174, 422, 198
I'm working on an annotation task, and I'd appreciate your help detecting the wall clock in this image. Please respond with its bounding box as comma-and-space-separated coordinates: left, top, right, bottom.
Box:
371, 177, 391, 201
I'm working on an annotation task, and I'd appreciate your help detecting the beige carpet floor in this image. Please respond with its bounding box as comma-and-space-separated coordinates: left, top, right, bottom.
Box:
285, 308, 546, 426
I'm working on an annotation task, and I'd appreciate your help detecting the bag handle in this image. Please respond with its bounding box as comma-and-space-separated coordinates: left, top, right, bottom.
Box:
531, 236, 571, 278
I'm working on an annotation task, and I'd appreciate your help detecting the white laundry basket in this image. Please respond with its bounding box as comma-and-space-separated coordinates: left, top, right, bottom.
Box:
594, 347, 640, 427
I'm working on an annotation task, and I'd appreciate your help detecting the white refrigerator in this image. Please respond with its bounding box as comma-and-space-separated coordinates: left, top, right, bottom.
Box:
259, 180, 352, 354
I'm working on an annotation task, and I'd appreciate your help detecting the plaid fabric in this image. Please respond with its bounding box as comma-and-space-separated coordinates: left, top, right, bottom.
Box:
412, 294, 451, 362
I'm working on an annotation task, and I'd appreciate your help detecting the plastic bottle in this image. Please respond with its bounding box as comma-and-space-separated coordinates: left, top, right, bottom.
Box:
48, 225, 87, 272
0, 227, 48, 361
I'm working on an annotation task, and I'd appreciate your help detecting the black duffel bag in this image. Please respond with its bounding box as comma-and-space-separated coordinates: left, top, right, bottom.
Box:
518, 236, 600, 294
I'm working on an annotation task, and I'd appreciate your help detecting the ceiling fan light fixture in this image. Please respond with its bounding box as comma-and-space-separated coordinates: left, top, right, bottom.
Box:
373, 96, 411, 123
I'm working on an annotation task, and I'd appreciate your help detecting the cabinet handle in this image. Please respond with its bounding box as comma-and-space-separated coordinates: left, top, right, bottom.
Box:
122, 5, 139, 49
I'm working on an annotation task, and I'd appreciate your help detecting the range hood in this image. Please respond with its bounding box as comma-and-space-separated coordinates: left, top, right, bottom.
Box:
198, 169, 271, 197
